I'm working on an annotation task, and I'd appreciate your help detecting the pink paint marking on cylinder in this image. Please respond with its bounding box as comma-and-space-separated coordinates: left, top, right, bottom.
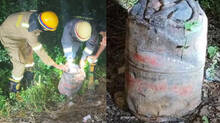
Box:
171, 84, 193, 96
128, 74, 192, 96
62, 81, 74, 89
133, 53, 160, 66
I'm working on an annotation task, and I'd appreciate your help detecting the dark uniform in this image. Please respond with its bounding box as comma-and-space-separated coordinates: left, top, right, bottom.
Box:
61, 19, 98, 62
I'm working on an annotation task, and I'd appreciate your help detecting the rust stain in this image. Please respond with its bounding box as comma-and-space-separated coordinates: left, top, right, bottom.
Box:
126, 72, 141, 87
127, 74, 192, 96
171, 84, 193, 96
138, 79, 168, 92
62, 81, 74, 90
59, 84, 69, 94
133, 53, 160, 66
128, 74, 167, 92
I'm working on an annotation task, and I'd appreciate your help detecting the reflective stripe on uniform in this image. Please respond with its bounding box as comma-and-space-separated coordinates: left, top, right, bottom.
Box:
21, 23, 30, 28
33, 44, 42, 51
87, 57, 98, 64
9, 78, 20, 83
84, 47, 93, 55
16, 15, 24, 28
25, 62, 35, 67
12, 75, 23, 81
63, 47, 72, 53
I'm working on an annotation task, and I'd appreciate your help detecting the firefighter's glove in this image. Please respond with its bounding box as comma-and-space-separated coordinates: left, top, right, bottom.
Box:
87, 56, 98, 64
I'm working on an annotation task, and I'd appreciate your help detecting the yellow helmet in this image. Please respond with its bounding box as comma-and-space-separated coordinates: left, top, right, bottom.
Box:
74, 21, 92, 41
38, 11, 59, 31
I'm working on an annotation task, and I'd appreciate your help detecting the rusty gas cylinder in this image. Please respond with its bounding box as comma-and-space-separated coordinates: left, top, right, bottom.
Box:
58, 63, 84, 97
125, 0, 207, 121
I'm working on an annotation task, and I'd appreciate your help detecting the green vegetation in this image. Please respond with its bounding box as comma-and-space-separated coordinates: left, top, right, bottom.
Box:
184, 20, 202, 33
0, 49, 67, 117
200, 0, 220, 20
116, 0, 139, 10
208, 46, 219, 59
0, 0, 106, 119
202, 116, 209, 123
0, 47, 66, 116
206, 46, 219, 80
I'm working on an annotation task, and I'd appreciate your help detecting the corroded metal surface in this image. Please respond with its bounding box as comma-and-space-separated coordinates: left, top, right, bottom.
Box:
125, 0, 208, 120
58, 72, 84, 97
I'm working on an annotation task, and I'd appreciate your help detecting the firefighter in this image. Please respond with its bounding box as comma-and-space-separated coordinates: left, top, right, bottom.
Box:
0, 11, 67, 93
87, 31, 106, 63
61, 19, 103, 73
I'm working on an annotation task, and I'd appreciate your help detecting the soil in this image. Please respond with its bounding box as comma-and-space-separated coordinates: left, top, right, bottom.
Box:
107, 0, 220, 123
39, 78, 106, 123
3, 77, 106, 123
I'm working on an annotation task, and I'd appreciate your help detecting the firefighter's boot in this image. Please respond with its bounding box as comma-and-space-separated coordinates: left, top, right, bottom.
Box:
22, 70, 34, 89
9, 78, 21, 93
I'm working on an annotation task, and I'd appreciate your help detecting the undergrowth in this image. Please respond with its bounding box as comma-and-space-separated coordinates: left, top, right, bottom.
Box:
0, 46, 106, 118
200, 0, 220, 20
0, 47, 66, 117
0, 0, 106, 119
206, 46, 219, 81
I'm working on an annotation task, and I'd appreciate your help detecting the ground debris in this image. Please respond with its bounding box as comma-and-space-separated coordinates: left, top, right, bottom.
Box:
107, 92, 143, 123
14, 78, 107, 123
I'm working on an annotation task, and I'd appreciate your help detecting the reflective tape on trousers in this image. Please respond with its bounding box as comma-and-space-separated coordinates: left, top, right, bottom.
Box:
12, 75, 23, 81
64, 47, 72, 53
25, 62, 35, 67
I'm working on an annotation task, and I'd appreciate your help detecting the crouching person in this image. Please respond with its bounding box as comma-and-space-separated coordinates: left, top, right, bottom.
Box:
87, 31, 106, 63
0, 11, 67, 93
61, 18, 100, 76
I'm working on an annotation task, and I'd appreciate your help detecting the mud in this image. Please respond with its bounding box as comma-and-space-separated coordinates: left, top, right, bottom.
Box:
41, 78, 106, 123
6, 77, 106, 123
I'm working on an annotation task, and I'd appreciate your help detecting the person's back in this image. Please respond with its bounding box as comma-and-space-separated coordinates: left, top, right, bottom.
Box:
0, 11, 67, 93
1, 11, 33, 37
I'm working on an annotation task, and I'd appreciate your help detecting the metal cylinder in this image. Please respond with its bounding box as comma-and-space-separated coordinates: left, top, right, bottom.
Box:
125, 0, 207, 120
58, 72, 83, 97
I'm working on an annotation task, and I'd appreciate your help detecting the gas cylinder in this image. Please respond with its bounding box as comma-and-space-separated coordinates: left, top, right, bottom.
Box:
125, 0, 208, 121
58, 64, 84, 97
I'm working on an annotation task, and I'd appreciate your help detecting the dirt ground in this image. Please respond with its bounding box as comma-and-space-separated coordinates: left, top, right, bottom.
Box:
2, 77, 106, 123
38, 78, 106, 123
107, 0, 220, 123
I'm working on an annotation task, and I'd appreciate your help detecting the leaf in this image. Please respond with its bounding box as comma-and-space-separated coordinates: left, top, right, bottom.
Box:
94, 79, 99, 85
208, 46, 219, 58
184, 21, 201, 32
116, 0, 139, 10
202, 116, 209, 123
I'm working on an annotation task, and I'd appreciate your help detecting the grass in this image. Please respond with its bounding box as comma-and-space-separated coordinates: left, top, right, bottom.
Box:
0, 0, 106, 120
206, 46, 219, 81
0, 46, 106, 118
0, 47, 67, 117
